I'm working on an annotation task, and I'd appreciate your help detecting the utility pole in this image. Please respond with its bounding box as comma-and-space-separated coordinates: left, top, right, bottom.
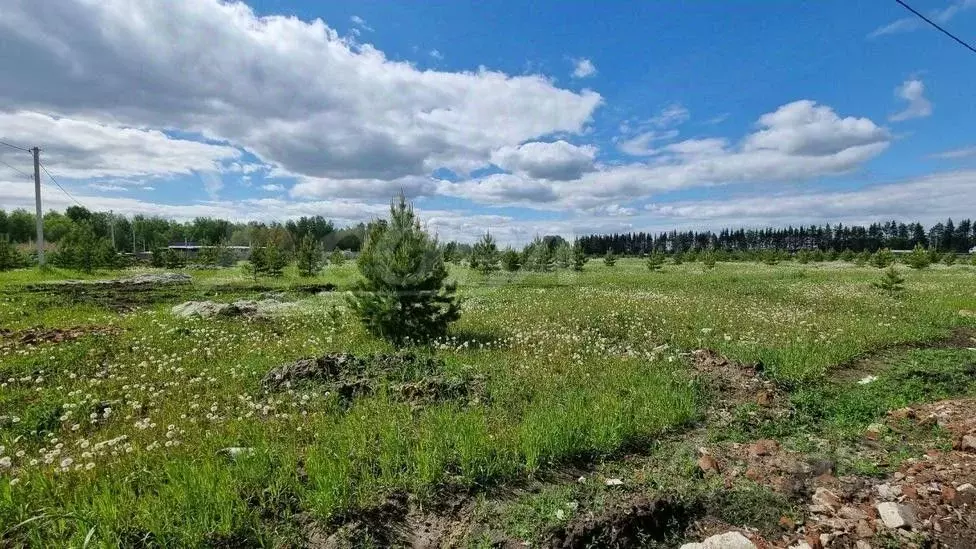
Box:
31, 147, 44, 266
109, 210, 116, 250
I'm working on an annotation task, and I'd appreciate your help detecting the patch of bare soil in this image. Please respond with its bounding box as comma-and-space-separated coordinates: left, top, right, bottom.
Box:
546, 496, 699, 549
261, 352, 488, 407
23, 272, 192, 311
0, 325, 121, 348
690, 349, 789, 428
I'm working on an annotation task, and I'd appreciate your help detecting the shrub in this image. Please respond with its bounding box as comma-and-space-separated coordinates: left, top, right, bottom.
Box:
795, 249, 811, 264
702, 251, 716, 270
348, 194, 460, 345
245, 239, 286, 279
854, 251, 870, 266
672, 252, 684, 265
943, 253, 957, 266
150, 247, 165, 268
839, 249, 855, 262
554, 242, 572, 269
54, 222, 118, 273
162, 248, 186, 269
297, 235, 323, 277
470, 232, 500, 276
603, 249, 616, 267
329, 249, 346, 266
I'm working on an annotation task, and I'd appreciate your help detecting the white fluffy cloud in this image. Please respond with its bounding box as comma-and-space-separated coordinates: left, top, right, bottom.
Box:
450, 100, 890, 209
0, 0, 601, 185
0, 111, 240, 180
491, 140, 596, 180
890, 79, 933, 122
571, 58, 597, 78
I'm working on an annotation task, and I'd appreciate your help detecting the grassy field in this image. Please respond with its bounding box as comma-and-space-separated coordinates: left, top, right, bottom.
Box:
1, 259, 975, 546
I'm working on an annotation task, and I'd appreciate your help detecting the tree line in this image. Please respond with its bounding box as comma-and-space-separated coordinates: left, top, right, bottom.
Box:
575, 219, 976, 256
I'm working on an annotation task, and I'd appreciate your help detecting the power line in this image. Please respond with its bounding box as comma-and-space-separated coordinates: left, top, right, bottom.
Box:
894, 0, 976, 55
39, 162, 87, 208
0, 158, 31, 179
0, 140, 31, 153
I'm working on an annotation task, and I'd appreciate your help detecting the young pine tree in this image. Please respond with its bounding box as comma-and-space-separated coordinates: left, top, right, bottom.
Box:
603, 249, 617, 267
671, 252, 684, 265
471, 232, 500, 276
872, 266, 905, 297
329, 248, 346, 267
501, 248, 521, 272
870, 248, 895, 269
571, 241, 588, 272
646, 251, 665, 272
554, 242, 572, 269
702, 251, 716, 270
296, 235, 323, 277
904, 244, 931, 270
263, 240, 288, 277
943, 253, 957, 266
0, 237, 23, 271
348, 194, 460, 345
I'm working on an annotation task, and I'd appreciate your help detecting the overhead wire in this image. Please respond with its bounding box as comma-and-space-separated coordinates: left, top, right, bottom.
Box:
893, 0, 976, 54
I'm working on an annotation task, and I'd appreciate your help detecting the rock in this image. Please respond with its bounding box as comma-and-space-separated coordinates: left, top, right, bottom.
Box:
219, 447, 255, 460
857, 375, 878, 385
812, 487, 842, 511
901, 485, 918, 500
748, 439, 779, 457
698, 454, 721, 475
959, 434, 976, 452
854, 541, 871, 549
604, 478, 623, 487
875, 483, 896, 500
172, 299, 293, 319
876, 502, 915, 529
954, 483, 975, 506
854, 519, 874, 538
839, 506, 868, 521
680, 531, 756, 549
864, 423, 886, 441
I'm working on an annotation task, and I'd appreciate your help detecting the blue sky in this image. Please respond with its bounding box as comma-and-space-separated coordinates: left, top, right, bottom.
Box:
1, 0, 975, 244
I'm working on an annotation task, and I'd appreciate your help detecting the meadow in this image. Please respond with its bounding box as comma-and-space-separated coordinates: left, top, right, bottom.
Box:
0, 259, 974, 546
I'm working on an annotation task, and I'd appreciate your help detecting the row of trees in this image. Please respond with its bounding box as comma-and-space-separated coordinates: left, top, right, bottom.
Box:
576, 219, 976, 255
0, 207, 367, 254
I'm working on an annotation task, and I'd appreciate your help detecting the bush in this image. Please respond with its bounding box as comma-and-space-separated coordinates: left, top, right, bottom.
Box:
795, 249, 811, 264
53, 222, 118, 273
162, 248, 186, 269
943, 253, 957, 266
702, 251, 716, 270
839, 249, 855, 262
603, 249, 616, 267
672, 252, 684, 265
150, 247, 165, 268
348, 194, 460, 345
245, 240, 286, 279
297, 235, 323, 277
329, 249, 346, 267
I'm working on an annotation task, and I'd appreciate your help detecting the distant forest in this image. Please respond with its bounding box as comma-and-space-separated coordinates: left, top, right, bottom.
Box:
577, 219, 976, 255
1, 206, 974, 257
0, 206, 366, 253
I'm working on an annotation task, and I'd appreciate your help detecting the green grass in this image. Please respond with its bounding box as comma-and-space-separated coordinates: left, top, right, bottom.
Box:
1, 259, 975, 545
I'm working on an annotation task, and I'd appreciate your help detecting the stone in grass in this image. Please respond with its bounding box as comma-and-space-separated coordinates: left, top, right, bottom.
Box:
679, 531, 756, 549
959, 434, 976, 452
876, 502, 915, 529
604, 478, 624, 487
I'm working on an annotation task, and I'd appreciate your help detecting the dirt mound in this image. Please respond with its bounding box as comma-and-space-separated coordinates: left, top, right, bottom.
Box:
690, 349, 787, 428
0, 325, 120, 348
262, 352, 488, 406
547, 496, 698, 548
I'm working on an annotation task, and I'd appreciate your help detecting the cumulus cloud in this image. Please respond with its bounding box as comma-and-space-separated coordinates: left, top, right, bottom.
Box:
571, 57, 597, 78
490, 140, 596, 180
890, 79, 933, 122
290, 174, 438, 200
617, 130, 679, 156
0, 0, 601, 186
452, 100, 890, 209
0, 111, 240, 180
